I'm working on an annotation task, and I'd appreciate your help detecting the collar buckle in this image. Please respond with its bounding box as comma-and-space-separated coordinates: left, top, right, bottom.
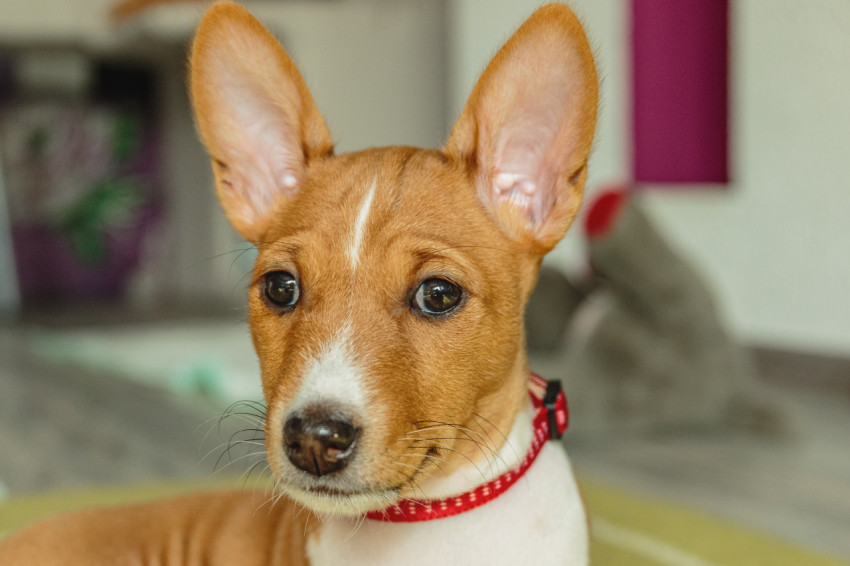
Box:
543, 379, 565, 440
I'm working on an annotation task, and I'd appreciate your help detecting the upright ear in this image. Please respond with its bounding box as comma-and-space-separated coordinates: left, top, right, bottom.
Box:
445, 4, 598, 253
190, 1, 333, 242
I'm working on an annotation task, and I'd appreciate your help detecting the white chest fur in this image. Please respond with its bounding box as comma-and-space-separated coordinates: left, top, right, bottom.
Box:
306, 444, 588, 566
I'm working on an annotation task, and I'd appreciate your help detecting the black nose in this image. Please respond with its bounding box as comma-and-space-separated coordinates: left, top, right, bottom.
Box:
283, 413, 358, 476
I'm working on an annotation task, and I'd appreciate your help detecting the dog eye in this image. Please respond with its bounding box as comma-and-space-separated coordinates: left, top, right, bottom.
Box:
412, 278, 463, 316
262, 271, 300, 311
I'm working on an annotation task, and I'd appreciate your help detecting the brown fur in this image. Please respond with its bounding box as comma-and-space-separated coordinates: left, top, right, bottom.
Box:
0, 2, 596, 563
0, 491, 315, 565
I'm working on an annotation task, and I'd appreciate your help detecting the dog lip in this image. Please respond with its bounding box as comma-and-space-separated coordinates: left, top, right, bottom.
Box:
306, 485, 362, 497
295, 482, 403, 500
283, 482, 403, 516
303, 484, 401, 497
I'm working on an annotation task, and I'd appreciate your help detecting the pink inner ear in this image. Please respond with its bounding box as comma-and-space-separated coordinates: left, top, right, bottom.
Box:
486, 97, 565, 229
211, 74, 305, 222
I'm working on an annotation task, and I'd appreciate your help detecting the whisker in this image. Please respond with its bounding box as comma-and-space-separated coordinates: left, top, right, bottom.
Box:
247, 463, 273, 498
410, 420, 500, 453
419, 445, 487, 483
407, 435, 501, 465
414, 420, 497, 457
344, 513, 368, 542
408, 422, 504, 473
196, 400, 267, 462
191, 246, 253, 271
210, 432, 267, 473
200, 437, 263, 469
391, 461, 424, 474
400, 451, 450, 479
409, 421, 493, 452
212, 447, 265, 476
471, 411, 518, 464
239, 457, 272, 488
196, 411, 260, 450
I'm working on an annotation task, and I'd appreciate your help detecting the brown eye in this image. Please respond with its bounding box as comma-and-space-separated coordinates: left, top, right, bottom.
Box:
412, 278, 463, 316
262, 271, 300, 311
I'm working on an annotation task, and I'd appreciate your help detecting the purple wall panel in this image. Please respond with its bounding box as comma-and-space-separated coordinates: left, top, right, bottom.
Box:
631, 0, 729, 184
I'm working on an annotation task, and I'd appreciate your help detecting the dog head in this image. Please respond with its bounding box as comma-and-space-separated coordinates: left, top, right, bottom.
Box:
190, 1, 596, 515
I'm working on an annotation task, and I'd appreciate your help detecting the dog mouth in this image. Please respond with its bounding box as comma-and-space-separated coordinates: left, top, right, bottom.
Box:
305, 485, 368, 497
271, 455, 411, 512
271, 441, 434, 516
283, 482, 402, 516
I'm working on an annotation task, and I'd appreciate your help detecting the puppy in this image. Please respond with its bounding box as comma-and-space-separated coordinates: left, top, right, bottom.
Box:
0, 2, 597, 564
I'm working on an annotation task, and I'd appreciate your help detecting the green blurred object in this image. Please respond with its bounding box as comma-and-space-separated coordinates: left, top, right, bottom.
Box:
58, 178, 143, 264
112, 112, 140, 161
57, 110, 146, 264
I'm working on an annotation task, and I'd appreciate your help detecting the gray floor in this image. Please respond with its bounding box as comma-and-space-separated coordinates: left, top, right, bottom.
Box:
0, 322, 262, 493
0, 320, 848, 561
569, 386, 850, 560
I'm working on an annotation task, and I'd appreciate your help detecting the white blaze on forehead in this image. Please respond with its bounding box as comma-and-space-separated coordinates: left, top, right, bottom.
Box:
290, 324, 368, 412
348, 176, 377, 270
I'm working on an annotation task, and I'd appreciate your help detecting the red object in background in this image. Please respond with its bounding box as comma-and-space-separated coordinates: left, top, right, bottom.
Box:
631, 0, 729, 184
585, 189, 628, 239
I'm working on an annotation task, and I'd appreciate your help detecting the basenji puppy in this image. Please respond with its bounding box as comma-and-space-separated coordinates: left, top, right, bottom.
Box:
0, 2, 597, 564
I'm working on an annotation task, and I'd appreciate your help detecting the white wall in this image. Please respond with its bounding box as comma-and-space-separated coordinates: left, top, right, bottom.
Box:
448, 0, 850, 356
642, 0, 850, 355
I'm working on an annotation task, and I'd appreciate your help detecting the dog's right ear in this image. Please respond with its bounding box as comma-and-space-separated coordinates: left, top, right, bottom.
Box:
190, 1, 333, 242
445, 4, 597, 255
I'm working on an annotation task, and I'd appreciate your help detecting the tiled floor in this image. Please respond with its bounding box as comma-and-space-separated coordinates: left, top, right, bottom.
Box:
1, 320, 848, 561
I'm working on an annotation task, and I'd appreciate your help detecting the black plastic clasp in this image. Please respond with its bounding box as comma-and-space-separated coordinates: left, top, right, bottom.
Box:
543, 380, 563, 440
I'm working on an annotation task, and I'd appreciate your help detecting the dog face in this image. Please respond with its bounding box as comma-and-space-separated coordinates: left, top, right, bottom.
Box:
190, 1, 596, 515
247, 148, 533, 514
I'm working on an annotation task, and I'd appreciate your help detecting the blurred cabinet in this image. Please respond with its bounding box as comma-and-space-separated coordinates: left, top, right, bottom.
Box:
0, 0, 447, 309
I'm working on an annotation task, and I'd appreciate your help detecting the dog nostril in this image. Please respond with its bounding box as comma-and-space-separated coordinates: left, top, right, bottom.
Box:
283, 417, 305, 450
283, 415, 358, 477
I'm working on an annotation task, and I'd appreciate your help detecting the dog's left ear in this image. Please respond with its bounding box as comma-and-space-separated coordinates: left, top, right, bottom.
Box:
445, 4, 598, 254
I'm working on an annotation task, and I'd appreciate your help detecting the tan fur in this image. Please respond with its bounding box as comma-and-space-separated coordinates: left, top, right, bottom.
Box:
0, 2, 597, 563
0, 491, 315, 566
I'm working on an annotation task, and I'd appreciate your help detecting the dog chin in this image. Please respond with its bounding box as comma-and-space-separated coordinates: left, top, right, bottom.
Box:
283, 485, 398, 517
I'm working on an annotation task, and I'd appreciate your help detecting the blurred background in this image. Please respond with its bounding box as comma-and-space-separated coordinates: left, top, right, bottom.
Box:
0, 0, 848, 564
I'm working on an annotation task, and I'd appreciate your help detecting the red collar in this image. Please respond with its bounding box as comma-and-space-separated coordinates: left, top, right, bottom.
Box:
364, 373, 569, 522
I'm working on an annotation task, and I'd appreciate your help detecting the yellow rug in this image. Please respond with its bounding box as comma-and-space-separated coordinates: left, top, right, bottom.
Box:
582, 480, 847, 566
1, 478, 847, 565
